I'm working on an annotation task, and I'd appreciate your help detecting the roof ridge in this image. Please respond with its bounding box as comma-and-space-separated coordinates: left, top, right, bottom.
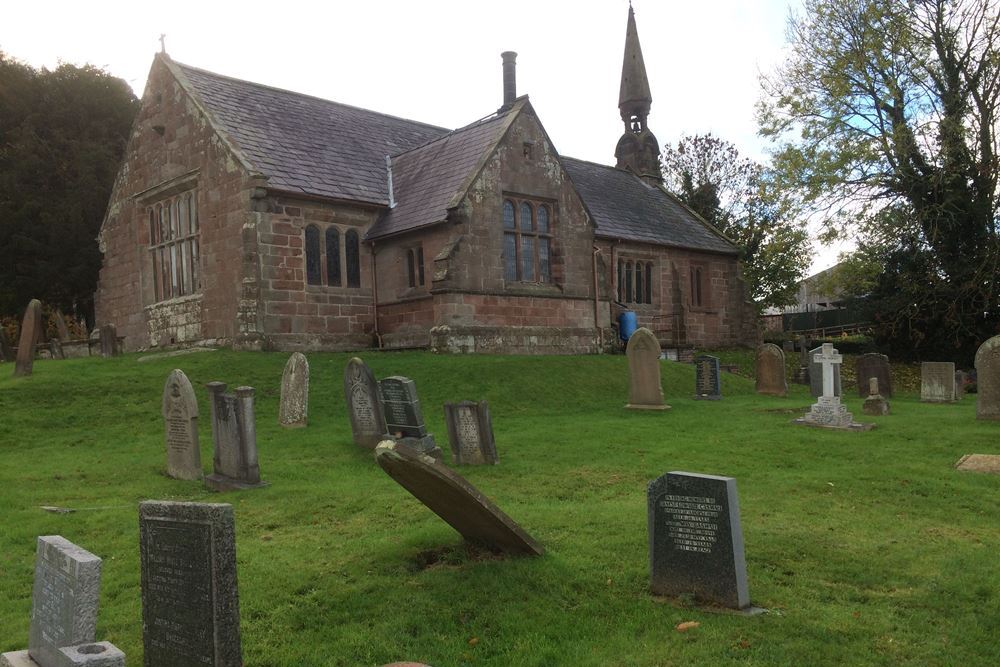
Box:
390, 97, 526, 160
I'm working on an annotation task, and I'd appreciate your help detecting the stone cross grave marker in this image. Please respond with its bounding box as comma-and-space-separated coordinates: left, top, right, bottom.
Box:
0, 536, 125, 667
693, 354, 721, 400
14, 299, 42, 378
380, 376, 442, 460
204, 383, 266, 491
647, 471, 753, 611
162, 369, 202, 480
375, 441, 543, 556
754, 343, 786, 396
862, 377, 890, 416
625, 327, 668, 410
975, 335, 1000, 420
98, 324, 119, 358
343, 357, 389, 449
809, 345, 841, 398
444, 400, 498, 465
855, 353, 892, 398
794, 343, 873, 430
920, 362, 956, 403
139, 501, 242, 667
278, 352, 309, 428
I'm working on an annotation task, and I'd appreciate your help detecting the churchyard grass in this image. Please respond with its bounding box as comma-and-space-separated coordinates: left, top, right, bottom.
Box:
1, 350, 997, 666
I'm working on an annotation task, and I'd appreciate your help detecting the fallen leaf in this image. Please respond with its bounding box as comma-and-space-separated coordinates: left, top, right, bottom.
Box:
468, 637, 479, 646
675, 621, 700, 632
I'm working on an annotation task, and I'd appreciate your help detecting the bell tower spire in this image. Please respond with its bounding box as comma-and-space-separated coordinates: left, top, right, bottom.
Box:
615, 4, 662, 183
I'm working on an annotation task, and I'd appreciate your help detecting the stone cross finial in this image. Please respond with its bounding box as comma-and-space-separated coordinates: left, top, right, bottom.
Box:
812, 343, 843, 398
159, 34, 166, 53
869, 377, 879, 397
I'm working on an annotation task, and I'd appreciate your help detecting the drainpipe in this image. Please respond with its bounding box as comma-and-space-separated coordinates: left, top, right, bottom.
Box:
610, 239, 620, 330
592, 245, 603, 350
371, 241, 383, 348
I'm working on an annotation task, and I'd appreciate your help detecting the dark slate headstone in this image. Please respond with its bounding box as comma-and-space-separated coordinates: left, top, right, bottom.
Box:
625, 327, 668, 409
162, 369, 201, 480
98, 324, 119, 358
380, 376, 427, 437
0, 326, 13, 362
14, 299, 42, 378
693, 355, 721, 400
809, 345, 841, 398
343, 357, 389, 449
444, 401, 498, 465
754, 343, 786, 396
975, 335, 1000, 420
855, 353, 892, 398
921, 362, 956, 403
204, 383, 266, 491
139, 501, 242, 667
278, 352, 309, 428
375, 441, 543, 556
647, 471, 750, 610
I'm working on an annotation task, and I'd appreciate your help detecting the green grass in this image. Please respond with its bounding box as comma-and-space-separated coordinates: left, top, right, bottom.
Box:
1, 350, 998, 666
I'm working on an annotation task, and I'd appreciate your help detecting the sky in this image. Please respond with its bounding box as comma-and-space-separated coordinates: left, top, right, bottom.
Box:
0, 0, 849, 272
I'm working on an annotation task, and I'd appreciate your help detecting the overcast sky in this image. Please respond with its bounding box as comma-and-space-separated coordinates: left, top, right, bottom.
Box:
1, 0, 849, 271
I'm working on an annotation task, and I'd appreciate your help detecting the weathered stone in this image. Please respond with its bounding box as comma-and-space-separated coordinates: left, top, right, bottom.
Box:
98, 325, 119, 359
855, 353, 892, 398
794, 343, 874, 430
278, 352, 309, 428
975, 335, 1000, 420
862, 377, 890, 416
14, 300, 42, 377
809, 345, 841, 398
754, 343, 786, 396
49, 339, 66, 361
693, 354, 721, 400
954, 370, 968, 400
625, 327, 668, 410
955, 454, 1000, 474
374, 440, 543, 556
921, 362, 956, 403
444, 400, 498, 465
139, 501, 242, 667
648, 471, 751, 610
343, 357, 389, 449
204, 383, 266, 491
54, 310, 72, 342
162, 370, 201, 480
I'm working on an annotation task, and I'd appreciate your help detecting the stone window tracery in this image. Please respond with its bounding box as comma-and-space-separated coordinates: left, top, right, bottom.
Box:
617, 258, 653, 305
502, 197, 552, 284
303, 224, 361, 288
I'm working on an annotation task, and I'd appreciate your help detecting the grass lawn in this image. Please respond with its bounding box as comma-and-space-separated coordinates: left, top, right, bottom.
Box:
0, 350, 997, 667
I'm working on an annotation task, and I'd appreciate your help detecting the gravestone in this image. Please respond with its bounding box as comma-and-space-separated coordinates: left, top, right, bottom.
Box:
375, 440, 543, 556
49, 339, 66, 361
204, 383, 266, 491
809, 345, 841, 398
954, 370, 968, 400
162, 369, 201, 480
794, 343, 873, 430
278, 352, 309, 428
444, 400, 498, 465
0, 536, 125, 667
975, 335, 1000, 420
955, 454, 1000, 474
754, 343, 786, 396
14, 299, 42, 377
54, 310, 72, 342
920, 362, 956, 403
625, 327, 668, 410
647, 471, 752, 610
855, 353, 892, 398
98, 325, 119, 358
343, 357, 389, 449
862, 377, 890, 416
380, 376, 442, 460
693, 354, 721, 400
0, 326, 13, 362
139, 501, 242, 667
793, 336, 810, 385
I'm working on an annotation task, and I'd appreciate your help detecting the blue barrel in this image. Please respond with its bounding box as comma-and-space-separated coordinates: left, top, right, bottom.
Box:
618, 311, 638, 342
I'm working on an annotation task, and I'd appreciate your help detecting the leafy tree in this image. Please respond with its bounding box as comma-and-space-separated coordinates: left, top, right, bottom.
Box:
759, 0, 1000, 362
661, 133, 812, 310
0, 51, 138, 325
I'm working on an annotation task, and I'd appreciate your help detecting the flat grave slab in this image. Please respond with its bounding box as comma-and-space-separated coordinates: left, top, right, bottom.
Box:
955, 454, 1000, 474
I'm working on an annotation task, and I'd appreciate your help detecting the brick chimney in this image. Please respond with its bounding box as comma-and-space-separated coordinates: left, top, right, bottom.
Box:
500, 51, 517, 112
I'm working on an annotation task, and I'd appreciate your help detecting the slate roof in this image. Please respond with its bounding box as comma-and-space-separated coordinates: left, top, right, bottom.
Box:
367, 108, 517, 240
174, 60, 450, 205
562, 157, 738, 254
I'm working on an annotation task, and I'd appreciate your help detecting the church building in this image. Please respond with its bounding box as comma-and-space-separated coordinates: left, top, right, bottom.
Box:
95, 7, 755, 354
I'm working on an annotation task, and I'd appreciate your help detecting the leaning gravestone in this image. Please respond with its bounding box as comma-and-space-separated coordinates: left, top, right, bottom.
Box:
375, 441, 543, 556
693, 354, 722, 400
975, 335, 1000, 420
755, 343, 786, 396
794, 343, 873, 430
0, 536, 125, 667
343, 357, 389, 448
647, 471, 753, 611
13, 299, 42, 378
204, 383, 266, 491
54, 310, 72, 342
162, 369, 201, 480
98, 324, 119, 358
855, 353, 892, 398
139, 501, 242, 667
809, 345, 841, 398
920, 362, 956, 403
444, 400, 498, 465
625, 327, 668, 410
380, 376, 442, 460
278, 352, 309, 428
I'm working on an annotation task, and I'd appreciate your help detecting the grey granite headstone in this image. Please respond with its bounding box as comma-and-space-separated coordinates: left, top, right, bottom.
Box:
204, 383, 266, 491
921, 362, 956, 403
0, 536, 125, 667
375, 441, 542, 556
855, 353, 892, 398
625, 327, 668, 410
343, 357, 389, 449
278, 352, 309, 428
975, 336, 1000, 420
809, 345, 841, 398
647, 471, 751, 610
139, 501, 242, 667
98, 325, 118, 359
444, 401, 498, 465
380, 376, 442, 460
754, 344, 786, 396
862, 377, 890, 416
162, 369, 201, 480
14, 299, 42, 377
794, 343, 873, 430
693, 355, 721, 400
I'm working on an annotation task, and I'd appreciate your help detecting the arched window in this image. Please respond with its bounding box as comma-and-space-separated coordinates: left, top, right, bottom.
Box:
690, 265, 704, 307
406, 247, 426, 288
634, 262, 643, 305
305, 225, 321, 285
625, 261, 633, 303
644, 262, 652, 304
616, 259, 654, 305
503, 200, 517, 282
325, 227, 341, 286
345, 229, 360, 288
502, 197, 552, 283
617, 258, 624, 302
147, 190, 201, 303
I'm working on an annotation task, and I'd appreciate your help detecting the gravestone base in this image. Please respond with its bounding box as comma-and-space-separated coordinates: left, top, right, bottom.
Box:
791, 416, 875, 432
792, 396, 874, 431
394, 435, 443, 463
649, 597, 768, 616
693, 394, 721, 401
205, 474, 270, 492
793, 367, 809, 385
625, 402, 671, 411
2, 642, 125, 667
862, 395, 890, 416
